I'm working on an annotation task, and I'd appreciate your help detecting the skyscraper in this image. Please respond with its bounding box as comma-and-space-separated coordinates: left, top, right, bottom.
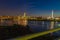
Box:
23, 12, 26, 17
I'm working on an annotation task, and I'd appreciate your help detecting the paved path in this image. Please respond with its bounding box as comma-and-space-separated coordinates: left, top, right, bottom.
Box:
9, 28, 60, 40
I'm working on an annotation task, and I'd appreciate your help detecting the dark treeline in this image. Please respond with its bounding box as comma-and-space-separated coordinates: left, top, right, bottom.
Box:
0, 24, 32, 40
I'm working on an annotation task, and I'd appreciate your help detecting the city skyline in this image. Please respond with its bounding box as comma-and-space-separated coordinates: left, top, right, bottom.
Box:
0, 0, 60, 17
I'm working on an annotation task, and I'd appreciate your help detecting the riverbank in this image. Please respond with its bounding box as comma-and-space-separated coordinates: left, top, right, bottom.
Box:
28, 19, 60, 22
29, 34, 59, 40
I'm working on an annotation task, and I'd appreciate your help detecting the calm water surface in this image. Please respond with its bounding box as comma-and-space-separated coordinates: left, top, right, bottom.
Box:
9, 21, 60, 40
28, 21, 60, 39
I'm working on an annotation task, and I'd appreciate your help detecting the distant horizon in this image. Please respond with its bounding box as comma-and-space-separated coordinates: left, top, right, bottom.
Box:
0, 10, 60, 17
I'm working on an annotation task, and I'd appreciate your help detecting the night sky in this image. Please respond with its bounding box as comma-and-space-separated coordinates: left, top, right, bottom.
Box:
0, 0, 60, 17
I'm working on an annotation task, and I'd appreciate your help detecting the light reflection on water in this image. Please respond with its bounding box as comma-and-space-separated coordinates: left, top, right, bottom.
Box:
7, 21, 60, 40
28, 21, 60, 39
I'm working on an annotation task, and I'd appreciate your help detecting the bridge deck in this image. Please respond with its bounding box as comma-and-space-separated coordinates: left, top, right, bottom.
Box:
10, 28, 60, 40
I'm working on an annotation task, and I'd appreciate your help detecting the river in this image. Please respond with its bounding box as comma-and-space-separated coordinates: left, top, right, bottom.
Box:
8, 21, 60, 40
28, 21, 60, 40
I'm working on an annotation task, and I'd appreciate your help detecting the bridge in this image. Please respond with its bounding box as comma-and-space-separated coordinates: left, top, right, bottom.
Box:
10, 28, 60, 40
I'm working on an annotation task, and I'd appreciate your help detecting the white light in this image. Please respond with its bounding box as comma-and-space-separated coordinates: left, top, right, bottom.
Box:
52, 10, 54, 18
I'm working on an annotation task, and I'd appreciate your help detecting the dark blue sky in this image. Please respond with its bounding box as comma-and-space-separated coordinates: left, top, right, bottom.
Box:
0, 0, 60, 16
